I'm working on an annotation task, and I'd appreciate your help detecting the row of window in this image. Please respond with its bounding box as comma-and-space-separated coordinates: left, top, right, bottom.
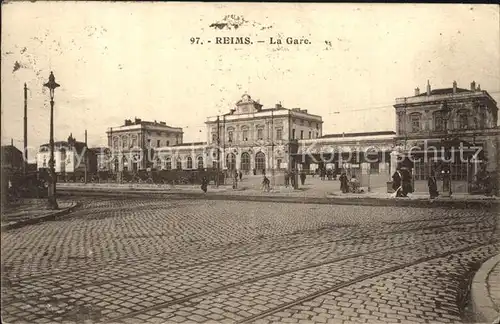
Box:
112, 137, 179, 149
211, 128, 320, 143
402, 109, 487, 133
413, 161, 471, 181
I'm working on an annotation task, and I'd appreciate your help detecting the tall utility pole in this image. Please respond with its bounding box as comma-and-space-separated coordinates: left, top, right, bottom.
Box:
271, 106, 275, 187
23, 83, 28, 176
84, 129, 88, 183
223, 115, 226, 175
216, 116, 220, 187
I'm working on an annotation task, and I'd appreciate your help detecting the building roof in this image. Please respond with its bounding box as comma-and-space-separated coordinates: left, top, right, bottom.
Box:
415, 88, 471, 97
1, 145, 22, 155
320, 131, 396, 139
173, 142, 206, 147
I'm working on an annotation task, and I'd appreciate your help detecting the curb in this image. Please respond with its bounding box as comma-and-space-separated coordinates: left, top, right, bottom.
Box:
471, 254, 500, 323
1, 202, 81, 231
58, 188, 500, 209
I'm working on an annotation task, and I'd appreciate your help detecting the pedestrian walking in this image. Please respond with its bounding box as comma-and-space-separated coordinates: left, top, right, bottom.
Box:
427, 170, 439, 199
339, 172, 348, 193
300, 170, 306, 185
232, 170, 238, 189
200, 176, 208, 193
262, 175, 270, 192
284, 171, 290, 187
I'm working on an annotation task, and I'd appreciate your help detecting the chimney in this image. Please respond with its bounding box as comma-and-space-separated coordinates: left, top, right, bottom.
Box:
477, 84, 481, 91
275, 103, 282, 109
452, 81, 457, 94
414, 87, 420, 96
471, 81, 476, 91
426, 80, 431, 96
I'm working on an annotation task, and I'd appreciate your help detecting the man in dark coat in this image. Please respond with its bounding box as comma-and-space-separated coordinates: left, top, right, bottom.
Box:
400, 167, 413, 197
284, 171, 290, 187
427, 170, 439, 199
200, 176, 208, 193
300, 170, 306, 185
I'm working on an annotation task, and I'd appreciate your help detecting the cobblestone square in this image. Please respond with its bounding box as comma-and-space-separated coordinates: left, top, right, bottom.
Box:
1, 196, 498, 323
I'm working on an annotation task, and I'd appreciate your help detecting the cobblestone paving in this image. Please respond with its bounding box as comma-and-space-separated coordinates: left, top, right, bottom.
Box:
1, 196, 498, 323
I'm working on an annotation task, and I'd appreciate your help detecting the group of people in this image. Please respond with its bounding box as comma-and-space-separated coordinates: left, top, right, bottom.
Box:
314, 168, 337, 181
338, 172, 362, 193
391, 167, 414, 198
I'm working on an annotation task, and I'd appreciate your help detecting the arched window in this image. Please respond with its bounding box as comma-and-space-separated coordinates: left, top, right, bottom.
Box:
241, 152, 251, 171
176, 159, 182, 170
457, 110, 469, 129
197, 156, 204, 169
187, 156, 193, 169
255, 152, 266, 173
409, 113, 421, 132
226, 153, 236, 171
165, 157, 171, 170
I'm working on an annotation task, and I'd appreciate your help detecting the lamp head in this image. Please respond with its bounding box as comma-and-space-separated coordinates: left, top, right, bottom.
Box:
43, 71, 60, 90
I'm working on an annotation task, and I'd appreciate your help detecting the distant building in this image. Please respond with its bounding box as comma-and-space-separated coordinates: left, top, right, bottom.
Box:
37, 134, 87, 174
1, 145, 23, 171
89, 147, 111, 172
106, 118, 183, 172
393, 80, 500, 193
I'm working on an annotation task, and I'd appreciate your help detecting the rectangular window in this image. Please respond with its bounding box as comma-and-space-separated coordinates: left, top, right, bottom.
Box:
157, 140, 161, 147
131, 138, 137, 147
276, 129, 282, 140
292, 129, 295, 140
147, 139, 151, 146
228, 131, 233, 142
300, 130, 303, 139
308, 131, 311, 139
242, 130, 248, 141
212, 133, 217, 143
411, 115, 420, 132
166, 140, 170, 146
277, 159, 282, 169
257, 129, 263, 140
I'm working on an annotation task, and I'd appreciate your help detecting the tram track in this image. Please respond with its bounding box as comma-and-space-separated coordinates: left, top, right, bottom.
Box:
101, 230, 496, 323
3, 227, 496, 309
4, 214, 493, 285
236, 240, 499, 324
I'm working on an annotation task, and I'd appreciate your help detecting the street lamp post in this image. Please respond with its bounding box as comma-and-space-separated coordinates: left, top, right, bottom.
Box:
43, 72, 60, 209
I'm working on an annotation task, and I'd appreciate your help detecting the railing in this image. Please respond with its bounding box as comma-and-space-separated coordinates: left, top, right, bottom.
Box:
395, 90, 493, 105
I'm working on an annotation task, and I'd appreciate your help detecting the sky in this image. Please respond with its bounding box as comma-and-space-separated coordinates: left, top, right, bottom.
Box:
1, 2, 499, 162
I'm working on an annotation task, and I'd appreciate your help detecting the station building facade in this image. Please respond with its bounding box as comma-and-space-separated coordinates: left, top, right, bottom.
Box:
106, 118, 183, 172
392, 81, 500, 193
101, 86, 498, 193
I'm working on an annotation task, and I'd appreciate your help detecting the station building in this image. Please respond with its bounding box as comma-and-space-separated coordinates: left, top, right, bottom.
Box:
392, 81, 500, 193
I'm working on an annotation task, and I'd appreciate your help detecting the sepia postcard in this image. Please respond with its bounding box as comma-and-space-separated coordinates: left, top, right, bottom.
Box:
1, 2, 499, 324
